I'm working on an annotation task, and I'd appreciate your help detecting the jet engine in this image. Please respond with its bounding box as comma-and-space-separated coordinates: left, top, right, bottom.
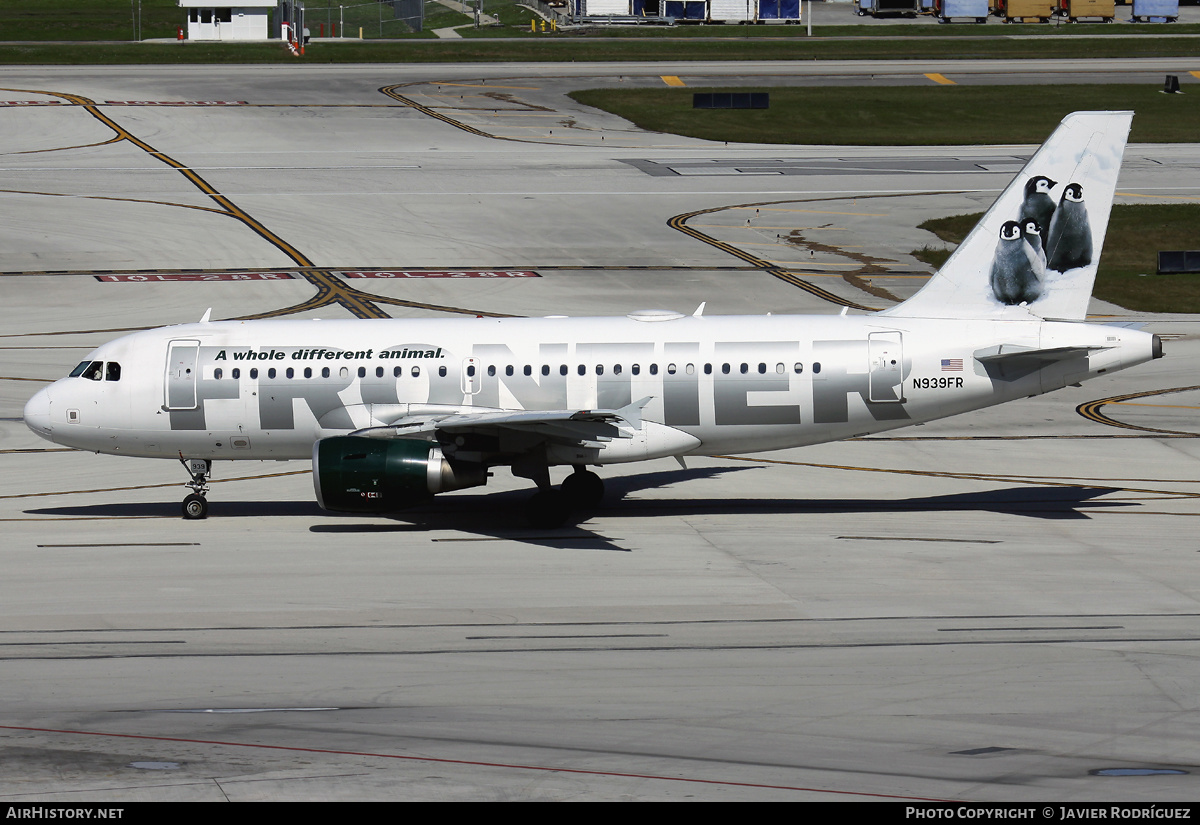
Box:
313, 436, 487, 513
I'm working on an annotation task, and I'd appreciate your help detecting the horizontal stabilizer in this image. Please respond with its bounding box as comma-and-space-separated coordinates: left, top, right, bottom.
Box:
974, 343, 1103, 381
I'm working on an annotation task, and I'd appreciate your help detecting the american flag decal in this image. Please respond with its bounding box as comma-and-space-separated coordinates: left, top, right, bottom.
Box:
941, 358, 963, 371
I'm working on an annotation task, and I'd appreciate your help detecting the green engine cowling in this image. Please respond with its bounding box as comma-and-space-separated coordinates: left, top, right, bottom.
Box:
313, 436, 487, 513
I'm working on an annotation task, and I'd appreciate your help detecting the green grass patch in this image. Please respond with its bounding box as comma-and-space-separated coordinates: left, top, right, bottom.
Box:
916, 205, 1200, 313
569, 85, 1200, 144
0, 0, 181, 40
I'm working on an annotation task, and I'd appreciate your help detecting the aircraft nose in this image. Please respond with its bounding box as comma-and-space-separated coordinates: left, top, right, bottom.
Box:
23, 385, 53, 440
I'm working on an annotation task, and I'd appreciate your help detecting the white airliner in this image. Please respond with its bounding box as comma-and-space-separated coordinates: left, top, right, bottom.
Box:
24, 111, 1161, 526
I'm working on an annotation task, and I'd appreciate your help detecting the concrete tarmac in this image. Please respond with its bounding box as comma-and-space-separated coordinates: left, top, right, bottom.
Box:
1, 63, 1199, 802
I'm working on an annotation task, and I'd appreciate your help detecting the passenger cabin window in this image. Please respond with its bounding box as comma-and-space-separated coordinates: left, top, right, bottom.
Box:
813, 362, 822, 374
438, 366, 447, 378
105, 362, 121, 382
232, 368, 241, 379
214, 368, 223, 380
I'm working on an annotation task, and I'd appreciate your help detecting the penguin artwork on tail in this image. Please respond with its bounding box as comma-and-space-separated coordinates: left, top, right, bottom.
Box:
884, 111, 1130, 322
1046, 182, 1093, 272
1021, 217, 1048, 272
990, 220, 1044, 305
1019, 175, 1057, 249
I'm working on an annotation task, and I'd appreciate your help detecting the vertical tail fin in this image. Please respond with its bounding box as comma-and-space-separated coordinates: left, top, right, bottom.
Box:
885, 111, 1132, 321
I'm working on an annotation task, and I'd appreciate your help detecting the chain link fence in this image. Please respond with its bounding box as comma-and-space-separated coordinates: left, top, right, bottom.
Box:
302, 0, 424, 36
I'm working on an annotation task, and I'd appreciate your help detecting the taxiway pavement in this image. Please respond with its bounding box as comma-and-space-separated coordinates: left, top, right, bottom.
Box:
1, 63, 1199, 802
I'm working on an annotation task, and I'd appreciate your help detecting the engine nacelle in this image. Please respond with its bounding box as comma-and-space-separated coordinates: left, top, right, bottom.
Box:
312, 436, 487, 513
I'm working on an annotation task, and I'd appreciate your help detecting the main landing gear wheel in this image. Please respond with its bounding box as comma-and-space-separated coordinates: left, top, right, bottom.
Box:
526, 488, 570, 529
561, 468, 604, 509
182, 494, 208, 520
179, 456, 211, 520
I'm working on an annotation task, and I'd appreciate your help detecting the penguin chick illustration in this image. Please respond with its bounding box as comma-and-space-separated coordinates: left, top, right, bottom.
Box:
990, 220, 1043, 305
1021, 218, 1048, 272
1019, 175, 1057, 249
1046, 182, 1092, 272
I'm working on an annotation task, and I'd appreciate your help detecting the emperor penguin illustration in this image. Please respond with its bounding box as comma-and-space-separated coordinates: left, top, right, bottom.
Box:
1021, 217, 1048, 272
1019, 175, 1057, 249
1046, 182, 1093, 272
990, 220, 1043, 305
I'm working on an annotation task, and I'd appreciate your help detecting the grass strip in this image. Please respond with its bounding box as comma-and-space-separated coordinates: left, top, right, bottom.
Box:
4, 34, 1200, 63
569, 85, 1200, 144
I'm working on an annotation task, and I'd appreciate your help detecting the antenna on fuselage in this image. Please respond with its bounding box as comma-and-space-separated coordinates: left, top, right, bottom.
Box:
199, 308, 212, 324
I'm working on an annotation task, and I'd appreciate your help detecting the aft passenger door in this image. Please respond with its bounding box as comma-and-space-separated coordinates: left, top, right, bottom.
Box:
868, 331, 905, 403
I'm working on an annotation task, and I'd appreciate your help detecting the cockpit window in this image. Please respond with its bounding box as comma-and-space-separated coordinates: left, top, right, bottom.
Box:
105, 362, 121, 382
69, 361, 91, 377
80, 361, 103, 381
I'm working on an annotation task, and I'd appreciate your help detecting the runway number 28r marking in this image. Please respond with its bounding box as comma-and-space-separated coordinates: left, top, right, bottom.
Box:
912, 377, 964, 389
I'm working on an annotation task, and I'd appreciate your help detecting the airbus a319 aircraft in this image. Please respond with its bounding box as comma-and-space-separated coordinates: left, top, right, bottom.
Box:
24, 112, 1162, 526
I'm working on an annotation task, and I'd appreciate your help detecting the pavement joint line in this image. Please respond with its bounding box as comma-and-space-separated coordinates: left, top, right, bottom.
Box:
0, 725, 954, 801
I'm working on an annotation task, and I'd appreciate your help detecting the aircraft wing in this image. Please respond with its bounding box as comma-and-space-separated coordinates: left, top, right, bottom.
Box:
348, 397, 651, 447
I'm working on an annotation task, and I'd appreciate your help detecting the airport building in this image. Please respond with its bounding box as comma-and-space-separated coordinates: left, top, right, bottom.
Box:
573, 0, 801, 22
178, 1, 279, 40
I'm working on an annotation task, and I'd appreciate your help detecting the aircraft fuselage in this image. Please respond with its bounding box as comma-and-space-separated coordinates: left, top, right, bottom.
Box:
24, 312, 1156, 466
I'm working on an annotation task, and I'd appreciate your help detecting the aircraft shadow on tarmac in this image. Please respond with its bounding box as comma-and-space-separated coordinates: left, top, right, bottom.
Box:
27, 466, 1128, 550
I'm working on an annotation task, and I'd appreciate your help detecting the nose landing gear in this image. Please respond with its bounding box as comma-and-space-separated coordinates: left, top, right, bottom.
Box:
180, 456, 211, 520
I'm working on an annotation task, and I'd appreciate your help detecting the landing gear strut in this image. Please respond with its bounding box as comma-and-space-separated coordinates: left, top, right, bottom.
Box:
180, 456, 211, 520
